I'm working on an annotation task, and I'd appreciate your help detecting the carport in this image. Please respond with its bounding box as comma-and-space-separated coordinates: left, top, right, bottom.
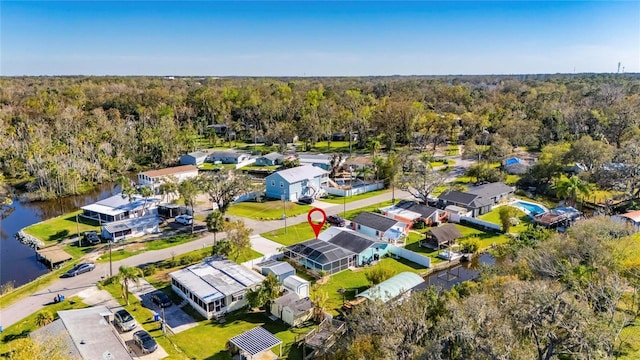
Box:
228, 326, 282, 359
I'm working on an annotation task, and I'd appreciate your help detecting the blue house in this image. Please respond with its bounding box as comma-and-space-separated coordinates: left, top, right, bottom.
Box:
255, 152, 286, 166
265, 165, 328, 201
180, 151, 209, 166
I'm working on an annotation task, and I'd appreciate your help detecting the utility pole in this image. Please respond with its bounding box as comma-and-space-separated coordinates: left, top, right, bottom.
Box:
109, 240, 113, 278
282, 192, 287, 234
76, 214, 81, 247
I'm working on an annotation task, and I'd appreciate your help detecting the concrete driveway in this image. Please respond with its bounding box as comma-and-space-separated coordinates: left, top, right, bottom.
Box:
130, 279, 198, 334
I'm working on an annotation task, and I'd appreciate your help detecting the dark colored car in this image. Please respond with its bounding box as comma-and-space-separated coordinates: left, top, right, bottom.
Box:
327, 215, 346, 227
83, 231, 101, 245
114, 309, 137, 332
133, 330, 158, 354
298, 196, 314, 204
64, 262, 95, 277
151, 291, 172, 308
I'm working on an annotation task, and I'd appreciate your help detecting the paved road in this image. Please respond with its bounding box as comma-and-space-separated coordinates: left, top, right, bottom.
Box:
0, 155, 472, 329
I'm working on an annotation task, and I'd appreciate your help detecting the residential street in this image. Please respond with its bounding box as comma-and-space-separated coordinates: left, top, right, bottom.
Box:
0, 154, 472, 329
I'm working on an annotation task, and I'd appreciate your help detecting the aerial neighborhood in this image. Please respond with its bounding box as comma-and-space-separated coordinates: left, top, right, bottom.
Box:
2, 74, 640, 360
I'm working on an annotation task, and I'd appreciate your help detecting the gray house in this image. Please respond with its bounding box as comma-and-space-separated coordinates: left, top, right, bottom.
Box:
438, 190, 493, 217
180, 151, 209, 166
296, 153, 336, 171
466, 182, 515, 205
255, 152, 286, 166
265, 165, 328, 201
207, 150, 252, 164
256, 259, 296, 282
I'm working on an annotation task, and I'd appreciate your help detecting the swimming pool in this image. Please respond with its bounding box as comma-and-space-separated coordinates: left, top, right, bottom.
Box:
512, 201, 548, 216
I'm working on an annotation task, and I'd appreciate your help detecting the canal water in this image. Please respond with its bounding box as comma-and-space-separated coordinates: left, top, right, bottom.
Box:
0, 183, 121, 288
424, 253, 497, 290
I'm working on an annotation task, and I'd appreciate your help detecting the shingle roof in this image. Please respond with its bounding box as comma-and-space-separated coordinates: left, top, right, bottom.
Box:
229, 326, 282, 356
327, 231, 376, 254
466, 182, 514, 199
428, 224, 463, 244
271, 165, 328, 184
438, 190, 480, 206
140, 165, 198, 178
357, 272, 424, 303
352, 212, 399, 232
286, 297, 314, 316
274, 292, 300, 307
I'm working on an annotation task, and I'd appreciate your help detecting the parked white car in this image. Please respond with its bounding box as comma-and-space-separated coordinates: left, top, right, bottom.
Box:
175, 215, 193, 225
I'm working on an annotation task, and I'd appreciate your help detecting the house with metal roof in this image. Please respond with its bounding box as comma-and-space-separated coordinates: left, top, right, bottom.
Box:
30, 306, 137, 360
284, 228, 388, 274
101, 215, 161, 242
255, 259, 296, 282
612, 210, 640, 232
180, 150, 210, 166
170, 257, 265, 319
255, 152, 286, 166
283, 275, 310, 297
138, 165, 199, 191
296, 153, 337, 171
81, 193, 160, 223
350, 211, 408, 244
207, 150, 252, 164
381, 200, 445, 227
357, 272, 425, 303
265, 165, 328, 201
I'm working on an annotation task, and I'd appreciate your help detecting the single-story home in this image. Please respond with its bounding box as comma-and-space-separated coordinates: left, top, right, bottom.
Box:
438, 190, 493, 217
207, 150, 252, 165
31, 306, 133, 360
612, 210, 640, 232
296, 153, 336, 171
138, 165, 199, 191
255, 152, 286, 166
381, 200, 446, 227
170, 258, 265, 319
255, 259, 296, 282
283, 275, 310, 298
419, 223, 463, 250
265, 165, 328, 201
285, 228, 389, 274
357, 272, 425, 304
81, 193, 160, 223
180, 150, 210, 166
101, 215, 161, 242
351, 211, 408, 244
466, 182, 515, 205
343, 156, 373, 172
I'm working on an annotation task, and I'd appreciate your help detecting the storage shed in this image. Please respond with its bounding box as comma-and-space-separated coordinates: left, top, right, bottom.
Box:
283, 275, 310, 298
256, 260, 296, 282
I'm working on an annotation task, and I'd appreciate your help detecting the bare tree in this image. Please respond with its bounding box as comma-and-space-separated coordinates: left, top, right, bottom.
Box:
199, 170, 253, 213
398, 155, 447, 203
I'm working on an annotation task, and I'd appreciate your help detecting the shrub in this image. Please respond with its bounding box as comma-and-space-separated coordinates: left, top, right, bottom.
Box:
460, 238, 480, 254
413, 219, 426, 230
0, 280, 15, 295
365, 265, 395, 285
180, 255, 195, 266
143, 264, 157, 276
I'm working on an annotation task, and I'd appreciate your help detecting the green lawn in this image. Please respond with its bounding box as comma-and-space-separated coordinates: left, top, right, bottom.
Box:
505, 174, 521, 185
321, 189, 390, 204
308, 141, 351, 153
227, 200, 313, 220
261, 222, 319, 246
96, 234, 199, 263
317, 257, 426, 314
342, 200, 395, 221
23, 210, 100, 244
477, 206, 531, 234
0, 297, 87, 355
198, 163, 237, 171
239, 164, 280, 171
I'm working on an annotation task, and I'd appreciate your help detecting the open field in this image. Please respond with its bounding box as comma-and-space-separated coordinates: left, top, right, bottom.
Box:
227, 200, 313, 220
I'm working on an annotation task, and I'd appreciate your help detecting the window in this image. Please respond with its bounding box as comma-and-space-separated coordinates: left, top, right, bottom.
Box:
271, 180, 275, 186
357, 224, 361, 230
280, 182, 284, 188
232, 292, 244, 301
375, 230, 380, 236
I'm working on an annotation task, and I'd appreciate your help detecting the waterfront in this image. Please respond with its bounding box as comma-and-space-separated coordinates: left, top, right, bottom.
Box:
0, 183, 120, 288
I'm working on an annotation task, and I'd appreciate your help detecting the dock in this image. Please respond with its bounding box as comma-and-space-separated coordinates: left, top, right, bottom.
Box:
36, 246, 72, 269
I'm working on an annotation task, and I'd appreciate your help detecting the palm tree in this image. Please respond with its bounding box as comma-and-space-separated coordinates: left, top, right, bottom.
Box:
554, 175, 591, 207
137, 185, 155, 215
178, 179, 200, 234
355, 166, 374, 182
206, 210, 225, 248
367, 138, 381, 158
262, 273, 282, 309
158, 175, 179, 203
35, 310, 54, 327
117, 265, 143, 306
310, 285, 329, 322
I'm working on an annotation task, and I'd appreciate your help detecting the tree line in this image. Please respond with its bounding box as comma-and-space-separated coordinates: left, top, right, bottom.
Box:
0, 75, 638, 200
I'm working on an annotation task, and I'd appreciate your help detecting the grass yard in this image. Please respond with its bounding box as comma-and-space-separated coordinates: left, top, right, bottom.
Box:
240, 164, 280, 172
477, 207, 531, 234
321, 188, 390, 204
23, 210, 100, 244
261, 222, 319, 246
505, 174, 521, 185
0, 296, 87, 355
227, 200, 312, 220
198, 163, 237, 171
308, 140, 351, 153
96, 234, 199, 263
317, 257, 426, 314
342, 200, 395, 220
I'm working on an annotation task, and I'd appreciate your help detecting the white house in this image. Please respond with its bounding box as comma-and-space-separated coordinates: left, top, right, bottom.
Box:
350, 211, 408, 244
265, 165, 328, 202
81, 193, 160, 223
138, 165, 199, 191
296, 153, 337, 171
170, 258, 264, 319
180, 151, 209, 166
101, 215, 161, 242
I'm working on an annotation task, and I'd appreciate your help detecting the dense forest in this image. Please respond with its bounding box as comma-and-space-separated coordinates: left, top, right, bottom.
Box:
0, 74, 639, 200
329, 217, 640, 360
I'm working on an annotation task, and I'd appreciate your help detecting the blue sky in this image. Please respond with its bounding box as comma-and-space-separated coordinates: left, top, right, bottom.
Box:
1, 1, 639, 76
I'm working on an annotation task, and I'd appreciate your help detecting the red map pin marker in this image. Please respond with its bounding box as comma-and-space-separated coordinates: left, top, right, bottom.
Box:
307, 207, 327, 239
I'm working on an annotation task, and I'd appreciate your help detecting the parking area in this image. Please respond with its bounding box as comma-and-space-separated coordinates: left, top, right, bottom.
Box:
130, 279, 199, 334
113, 318, 169, 360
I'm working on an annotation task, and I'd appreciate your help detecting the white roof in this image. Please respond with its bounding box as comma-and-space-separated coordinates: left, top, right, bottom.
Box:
297, 153, 332, 164
170, 258, 264, 303
283, 275, 310, 290
272, 165, 328, 184
81, 193, 159, 216
381, 205, 422, 221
